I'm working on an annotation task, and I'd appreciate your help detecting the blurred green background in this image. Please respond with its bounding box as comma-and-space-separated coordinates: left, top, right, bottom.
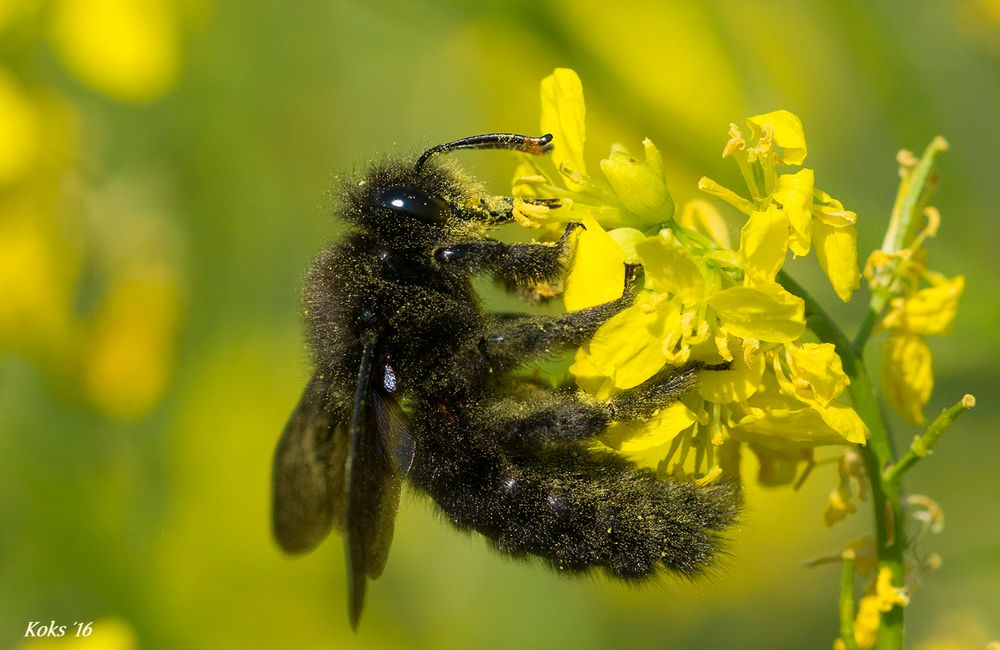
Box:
2, 1, 998, 648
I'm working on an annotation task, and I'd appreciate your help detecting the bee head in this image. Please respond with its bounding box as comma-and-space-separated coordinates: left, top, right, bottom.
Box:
339, 133, 553, 246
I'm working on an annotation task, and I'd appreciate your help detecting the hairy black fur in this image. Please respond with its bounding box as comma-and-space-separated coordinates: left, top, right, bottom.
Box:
274, 142, 739, 627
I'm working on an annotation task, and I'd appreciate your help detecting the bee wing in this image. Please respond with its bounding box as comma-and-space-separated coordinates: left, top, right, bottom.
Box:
372, 387, 416, 479
272, 370, 349, 554
344, 341, 406, 629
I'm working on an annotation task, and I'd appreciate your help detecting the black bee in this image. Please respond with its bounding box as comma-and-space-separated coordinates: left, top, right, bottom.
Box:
272, 133, 738, 629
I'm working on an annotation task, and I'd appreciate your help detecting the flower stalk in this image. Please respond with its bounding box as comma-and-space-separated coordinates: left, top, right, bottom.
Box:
883, 394, 976, 485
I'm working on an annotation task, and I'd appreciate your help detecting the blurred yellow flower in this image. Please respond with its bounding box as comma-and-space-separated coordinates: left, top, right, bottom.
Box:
50, 0, 181, 102
0, 207, 76, 354
84, 268, 182, 419
1, 3, 189, 420
0, 68, 42, 186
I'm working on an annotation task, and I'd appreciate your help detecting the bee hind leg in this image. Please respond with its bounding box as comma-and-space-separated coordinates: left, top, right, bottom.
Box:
477, 391, 610, 446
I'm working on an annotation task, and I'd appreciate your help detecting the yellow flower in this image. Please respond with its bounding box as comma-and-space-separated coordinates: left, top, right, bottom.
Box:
847, 568, 911, 650
0, 68, 42, 187
84, 267, 182, 419
516, 68, 675, 232
521, 69, 868, 485
50, 0, 183, 102
700, 111, 861, 301
866, 142, 963, 425
853, 594, 882, 650
881, 273, 964, 336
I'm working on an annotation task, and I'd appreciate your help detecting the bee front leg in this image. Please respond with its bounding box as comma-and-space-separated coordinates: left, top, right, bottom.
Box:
434, 222, 583, 289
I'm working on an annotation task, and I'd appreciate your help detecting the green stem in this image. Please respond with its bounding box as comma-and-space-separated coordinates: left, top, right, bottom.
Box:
840, 558, 858, 650
779, 271, 906, 650
883, 394, 976, 485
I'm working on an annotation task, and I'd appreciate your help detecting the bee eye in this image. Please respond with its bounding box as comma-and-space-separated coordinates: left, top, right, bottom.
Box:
376, 185, 449, 223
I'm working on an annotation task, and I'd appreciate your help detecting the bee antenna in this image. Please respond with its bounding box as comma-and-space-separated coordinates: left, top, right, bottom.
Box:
415, 133, 554, 172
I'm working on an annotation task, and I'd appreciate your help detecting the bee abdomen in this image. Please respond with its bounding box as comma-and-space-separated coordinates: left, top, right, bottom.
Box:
417, 444, 738, 580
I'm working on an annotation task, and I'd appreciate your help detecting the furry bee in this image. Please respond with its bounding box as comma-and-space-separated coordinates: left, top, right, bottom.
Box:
272, 133, 738, 629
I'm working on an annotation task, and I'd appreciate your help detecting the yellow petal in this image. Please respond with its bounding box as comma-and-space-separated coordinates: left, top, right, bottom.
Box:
50, 0, 180, 103
569, 347, 615, 400
814, 218, 861, 302
813, 188, 858, 228
678, 199, 733, 250
747, 110, 808, 165
824, 488, 856, 526
736, 402, 863, 449
773, 168, 815, 256
601, 401, 697, 453
815, 402, 869, 445
738, 205, 789, 282
707, 282, 805, 343
599, 138, 674, 224
896, 275, 964, 335
698, 176, 754, 216
854, 595, 882, 650
775, 342, 850, 408
587, 295, 677, 389
698, 339, 764, 403
635, 231, 705, 306
540, 68, 587, 188
873, 567, 910, 611
882, 332, 933, 425
563, 216, 625, 312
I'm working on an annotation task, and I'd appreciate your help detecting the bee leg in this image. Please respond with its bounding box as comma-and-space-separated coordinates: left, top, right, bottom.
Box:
477, 264, 641, 373
606, 361, 732, 421
482, 362, 723, 447
434, 222, 584, 288
480, 392, 610, 446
